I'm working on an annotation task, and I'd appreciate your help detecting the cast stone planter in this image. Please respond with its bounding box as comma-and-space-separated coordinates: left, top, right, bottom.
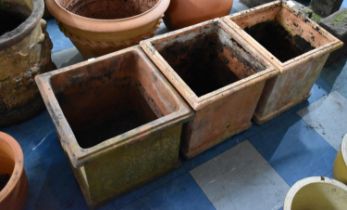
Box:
223, 0, 343, 124
35, 47, 192, 207
0, 0, 54, 126
141, 19, 277, 158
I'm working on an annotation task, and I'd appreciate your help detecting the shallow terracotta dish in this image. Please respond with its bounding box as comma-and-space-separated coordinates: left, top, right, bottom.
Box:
0, 132, 28, 210
35, 46, 192, 207
334, 134, 347, 183
0, 0, 54, 126
284, 177, 347, 210
141, 19, 276, 158
223, 0, 343, 124
45, 0, 170, 57
164, 0, 233, 29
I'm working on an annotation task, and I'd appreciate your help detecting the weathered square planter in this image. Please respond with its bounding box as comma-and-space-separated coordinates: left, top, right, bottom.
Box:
35, 47, 192, 207
223, 0, 343, 124
141, 19, 276, 158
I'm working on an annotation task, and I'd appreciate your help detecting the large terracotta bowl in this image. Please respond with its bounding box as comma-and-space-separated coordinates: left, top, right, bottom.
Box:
0, 132, 28, 210
164, 0, 233, 29
46, 0, 170, 57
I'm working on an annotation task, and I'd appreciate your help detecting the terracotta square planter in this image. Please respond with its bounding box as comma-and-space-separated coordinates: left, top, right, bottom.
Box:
141, 19, 276, 158
223, 0, 343, 124
35, 47, 192, 207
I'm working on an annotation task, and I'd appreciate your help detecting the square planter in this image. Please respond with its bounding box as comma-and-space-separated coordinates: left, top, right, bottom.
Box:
141, 19, 276, 158
35, 47, 192, 207
223, 0, 343, 124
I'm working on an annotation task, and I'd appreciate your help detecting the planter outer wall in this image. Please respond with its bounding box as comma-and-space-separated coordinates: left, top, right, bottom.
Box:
223, 1, 343, 124
0, 132, 28, 210
164, 0, 233, 29
35, 47, 192, 207
334, 134, 347, 183
0, 0, 54, 126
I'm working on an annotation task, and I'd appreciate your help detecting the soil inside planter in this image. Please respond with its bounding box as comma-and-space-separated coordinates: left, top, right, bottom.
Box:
0, 8, 29, 36
245, 21, 314, 62
0, 174, 10, 191
159, 33, 243, 97
64, 0, 159, 19
73, 84, 158, 148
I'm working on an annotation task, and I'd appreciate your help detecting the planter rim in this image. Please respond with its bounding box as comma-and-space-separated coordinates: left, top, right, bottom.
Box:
283, 176, 347, 209
0, 132, 24, 202
223, 0, 344, 72
35, 46, 192, 167
341, 134, 347, 164
0, 0, 44, 49
140, 19, 277, 110
45, 0, 170, 33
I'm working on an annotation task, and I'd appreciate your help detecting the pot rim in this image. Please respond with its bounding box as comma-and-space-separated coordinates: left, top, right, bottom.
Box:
46, 0, 170, 32
0, 132, 25, 202
283, 176, 347, 210
0, 0, 44, 49
341, 133, 347, 164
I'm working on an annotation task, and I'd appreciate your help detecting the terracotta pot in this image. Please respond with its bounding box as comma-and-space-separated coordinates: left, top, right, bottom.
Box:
0, 0, 54, 127
223, 0, 343, 124
141, 19, 277, 158
334, 134, 347, 183
35, 46, 192, 207
284, 177, 347, 210
0, 132, 28, 210
45, 0, 170, 58
164, 0, 233, 29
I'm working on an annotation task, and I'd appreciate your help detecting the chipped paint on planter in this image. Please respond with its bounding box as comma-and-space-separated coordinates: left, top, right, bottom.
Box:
141, 19, 277, 158
0, 0, 54, 126
223, 0, 343, 124
45, 0, 170, 58
35, 46, 192, 207
284, 177, 347, 210
334, 134, 347, 184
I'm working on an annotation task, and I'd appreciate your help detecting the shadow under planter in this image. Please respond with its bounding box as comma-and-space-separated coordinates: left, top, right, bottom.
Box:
141, 19, 276, 158
223, 0, 343, 124
35, 47, 192, 207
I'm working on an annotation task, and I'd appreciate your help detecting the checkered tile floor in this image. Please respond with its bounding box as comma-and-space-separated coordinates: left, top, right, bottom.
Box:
2, 1, 347, 210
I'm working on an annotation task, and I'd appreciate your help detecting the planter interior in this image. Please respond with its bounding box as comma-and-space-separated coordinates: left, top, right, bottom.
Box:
151, 22, 266, 98
36, 47, 191, 206
0, 4, 30, 36
57, 0, 159, 19
141, 20, 275, 157
229, 1, 335, 64
50, 49, 178, 149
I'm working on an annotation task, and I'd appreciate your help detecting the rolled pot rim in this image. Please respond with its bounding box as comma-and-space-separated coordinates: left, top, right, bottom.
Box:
283, 176, 347, 209
0, 132, 25, 202
46, 0, 170, 32
0, 0, 44, 49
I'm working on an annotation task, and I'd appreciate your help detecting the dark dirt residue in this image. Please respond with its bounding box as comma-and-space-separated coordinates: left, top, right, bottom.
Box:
0, 174, 10, 191
245, 21, 314, 62
0, 8, 28, 36
66, 0, 159, 19
159, 33, 241, 97
73, 83, 158, 148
